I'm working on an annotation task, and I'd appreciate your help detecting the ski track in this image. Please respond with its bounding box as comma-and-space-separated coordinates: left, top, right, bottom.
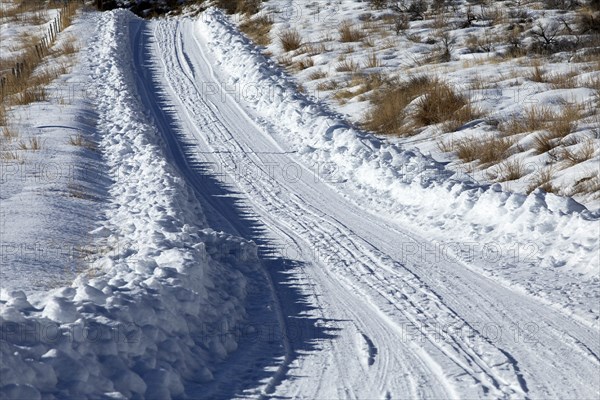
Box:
121, 10, 598, 400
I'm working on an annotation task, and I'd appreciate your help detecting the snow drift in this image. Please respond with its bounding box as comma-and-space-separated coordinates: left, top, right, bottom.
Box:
0, 10, 256, 400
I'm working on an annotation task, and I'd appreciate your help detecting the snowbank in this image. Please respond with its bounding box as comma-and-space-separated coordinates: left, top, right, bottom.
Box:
197, 8, 599, 277
0, 10, 257, 399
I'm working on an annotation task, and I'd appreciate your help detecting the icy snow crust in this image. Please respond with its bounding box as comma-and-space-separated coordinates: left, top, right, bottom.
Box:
0, 10, 257, 399
198, 8, 599, 278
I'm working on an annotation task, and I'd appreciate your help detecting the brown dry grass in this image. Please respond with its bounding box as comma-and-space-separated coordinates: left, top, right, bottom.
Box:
2, 125, 18, 141
335, 59, 360, 73
17, 136, 41, 150
316, 80, 339, 91
339, 20, 365, 42
529, 64, 547, 82
442, 103, 484, 132
547, 71, 579, 89
413, 83, 468, 127
527, 167, 558, 194
300, 42, 328, 56
68, 133, 97, 151
532, 131, 560, 154
363, 52, 382, 68
239, 14, 272, 46
500, 107, 555, 136
362, 75, 434, 136
278, 29, 302, 52
308, 70, 327, 80
453, 136, 515, 165
1, 2, 80, 109
569, 170, 600, 198
560, 140, 596, 165
488, 159, 526, 182
293, 57, 314, 71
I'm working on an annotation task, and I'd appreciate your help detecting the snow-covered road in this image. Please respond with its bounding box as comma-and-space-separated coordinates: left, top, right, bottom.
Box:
1, 9, 597, 399
130, 11, 598, 399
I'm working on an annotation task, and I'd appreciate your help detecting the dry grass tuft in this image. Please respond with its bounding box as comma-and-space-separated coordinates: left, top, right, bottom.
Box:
413, 83, 468, 127
529, 64, 547, 82
453, 136, 515, 164
301, 42, 328, 56
18, 136, 41, 151
560, 140, 596, 165
532, 131, 560, 154
278, 29, 302, 52
293, 57, 315, 71
308, 70, 327, 80
339, 20, 365, 42
2, 125, 18, 141
362, 75, 434, 136
527, 167, 557, 194
239, 14, 273, 46
442, 103, 484, 132
500, 106, 554, 136
363, 51, 382, 68
548, 71, 578, 89
277, 55, 293, 67
316, 80, 339, 91
14, 86, 47, 105
488, 159, 526, 182
569, 170, 600, 198
547, 104, 580, 138
69, 134, 97, 151
336, 59, 360, 73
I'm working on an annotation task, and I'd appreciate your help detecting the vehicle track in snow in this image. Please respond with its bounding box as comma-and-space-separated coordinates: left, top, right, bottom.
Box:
128, 14, 599, 399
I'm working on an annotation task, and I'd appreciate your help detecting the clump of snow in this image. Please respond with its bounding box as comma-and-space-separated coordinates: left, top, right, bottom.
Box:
0, 10, 257, 399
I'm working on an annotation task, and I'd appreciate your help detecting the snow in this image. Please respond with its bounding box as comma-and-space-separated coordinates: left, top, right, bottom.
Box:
1, 9, 259, 400
0, 3, 598, 399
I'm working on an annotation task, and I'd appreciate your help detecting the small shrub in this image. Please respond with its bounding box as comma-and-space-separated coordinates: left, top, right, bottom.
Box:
393, 14, 409, 35
577, 7, 600, 34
